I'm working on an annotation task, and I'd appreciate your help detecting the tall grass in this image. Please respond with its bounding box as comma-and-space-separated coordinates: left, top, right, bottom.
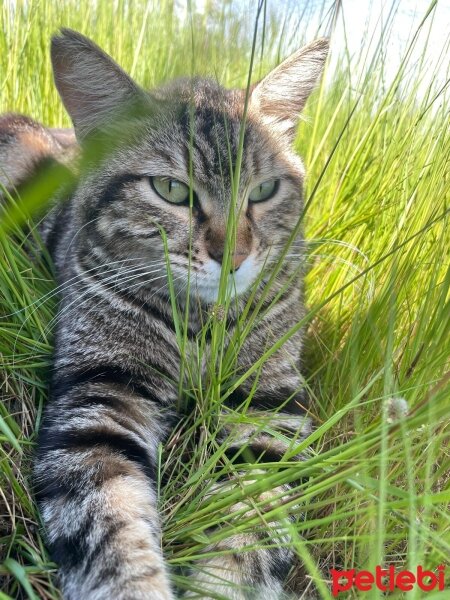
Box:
1, 0, 449, 598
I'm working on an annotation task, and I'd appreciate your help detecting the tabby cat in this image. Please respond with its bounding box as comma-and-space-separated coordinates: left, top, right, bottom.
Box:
0, 29, 328, 600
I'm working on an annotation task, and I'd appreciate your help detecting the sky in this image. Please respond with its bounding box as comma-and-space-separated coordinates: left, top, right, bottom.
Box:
321, 0, 449, 92
186, 0, 450, 96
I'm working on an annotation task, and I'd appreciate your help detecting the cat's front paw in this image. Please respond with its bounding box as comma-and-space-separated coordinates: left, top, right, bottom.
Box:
183, 535, 293, 599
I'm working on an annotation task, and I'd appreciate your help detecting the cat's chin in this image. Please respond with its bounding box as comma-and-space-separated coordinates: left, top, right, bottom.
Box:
191, 257, 259, 304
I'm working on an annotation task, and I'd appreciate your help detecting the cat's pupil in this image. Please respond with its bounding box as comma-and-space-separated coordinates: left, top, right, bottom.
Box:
248, 179, 278, 202
151, 176, 190, 204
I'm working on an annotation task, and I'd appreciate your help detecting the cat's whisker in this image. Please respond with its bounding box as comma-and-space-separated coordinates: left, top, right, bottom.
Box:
4, 256, 145, 319
49, 271, 179, 337
61, 216, 101, 260
303, 252, 376, 297
306, 237, 370, 261
135, 274, 186, 306
48, 266, 168, 326
38, 266, 167, 340
30, 261, 151, 323
9, 259, 157, 357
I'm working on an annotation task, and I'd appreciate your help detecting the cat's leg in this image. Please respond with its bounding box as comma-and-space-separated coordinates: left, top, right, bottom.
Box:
184, 411, 309, 600
183, 292, 312, 599
0, 113, 74, 193
34, 383, 174, 600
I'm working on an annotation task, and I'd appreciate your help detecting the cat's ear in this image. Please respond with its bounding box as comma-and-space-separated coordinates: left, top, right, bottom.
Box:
51, 29, 148, 140
250, 38, 329, 140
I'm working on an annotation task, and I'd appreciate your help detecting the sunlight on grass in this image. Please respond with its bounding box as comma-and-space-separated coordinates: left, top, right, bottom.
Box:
1, 1, 449, 598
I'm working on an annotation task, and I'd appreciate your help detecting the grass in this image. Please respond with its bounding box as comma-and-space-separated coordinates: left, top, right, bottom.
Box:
1, 0, 449, 598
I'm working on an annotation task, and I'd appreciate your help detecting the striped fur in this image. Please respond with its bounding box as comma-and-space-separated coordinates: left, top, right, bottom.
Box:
0, 113, 76, 192
2, 29, 328, 599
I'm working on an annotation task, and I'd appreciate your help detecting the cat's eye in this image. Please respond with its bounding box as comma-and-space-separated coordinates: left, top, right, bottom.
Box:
248, 179, 279, 202
151, 176, 190, 204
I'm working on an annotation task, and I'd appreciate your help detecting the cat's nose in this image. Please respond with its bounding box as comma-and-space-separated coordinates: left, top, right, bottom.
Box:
207, 248, 248, 271
205, 221, 252, 272
230, 251, 248, 271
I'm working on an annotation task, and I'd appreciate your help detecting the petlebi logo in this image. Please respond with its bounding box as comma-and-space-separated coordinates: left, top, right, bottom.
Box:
330, 565, 446, 596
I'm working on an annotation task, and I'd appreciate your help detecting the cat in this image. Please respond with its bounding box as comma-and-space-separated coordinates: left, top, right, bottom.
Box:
0, 29, 328, 600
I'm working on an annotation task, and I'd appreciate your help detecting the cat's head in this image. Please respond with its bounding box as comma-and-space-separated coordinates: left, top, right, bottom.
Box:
52, 29, 328, 304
